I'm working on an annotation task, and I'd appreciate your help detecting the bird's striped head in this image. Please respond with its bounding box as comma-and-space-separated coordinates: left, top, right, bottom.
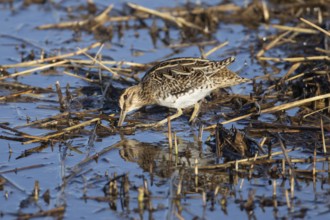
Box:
118, 85, 146, 126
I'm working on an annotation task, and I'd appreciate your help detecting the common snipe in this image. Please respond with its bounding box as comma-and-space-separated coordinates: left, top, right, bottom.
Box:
118, 57, 249, 127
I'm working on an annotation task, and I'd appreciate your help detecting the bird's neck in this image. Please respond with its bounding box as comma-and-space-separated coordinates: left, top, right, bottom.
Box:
134, 84, 155, 105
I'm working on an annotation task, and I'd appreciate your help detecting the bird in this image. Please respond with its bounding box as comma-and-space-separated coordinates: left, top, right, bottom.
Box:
118, 56, 249, 127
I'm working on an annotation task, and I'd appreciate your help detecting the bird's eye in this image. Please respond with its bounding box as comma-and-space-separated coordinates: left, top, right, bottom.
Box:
123, 94, 128, 100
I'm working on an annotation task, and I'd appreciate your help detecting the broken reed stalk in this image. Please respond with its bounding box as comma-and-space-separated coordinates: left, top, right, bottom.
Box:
273, 194, 278, 210
97, 3, 240, 23
204, 41, 229, 58
281, 62, 301, 82
270, 24, 318, 34
14, 110, 99, 129
282, 72, 305, 83
8, 144, 12, 154
261, 0, 269, 22
90, 4, 114, 30
37, 4, 113, 30
214, 186, 219, 197
0, 60, 67, 81
272, 179, 277, 197
174, 133, 178, 159
248, 153, 258, 179
294, 169, 330, 174
198, 125, 204, 143
55, 81, 66, 111
313, 146, 317, 176
123, 174, 130, 197
258, 55, 330, 62
198, 46, 206, 59
202, 191, 206, 207
23, 118, 100, 144
215, 124, 222, 157
69, 59, 146, 68
65, 83, 72, 103
18, 206, 65, 219
127, 3, 207, 33
259, 137, 267, 147
256, 30, 291, 57
167, 3, 240, 17
0, 81, 50, 92
277, 133, 294, 171
313, 173, 316, 193
239, 178, 244, 191
198, 148, 297, 170
94, 44, 104, 83
168, 116, 173, 150
137, 186, 144, 203
34, 180, 39, 201
169, 40, 217, 49
1, 42, 102, 69
300, 17, 330, 37
81, 50, 120, 79
0, 164, 47, 174
0, 89, 34, 101
63, 71, 99, 83
285, 189, 291, 209
143, 179, 149, 197
265, 62, 301, 91
177, 177, 182, 196
195, 158, 198, 190
290, 172, 295, 199
206, 93, 330, 130
320, 117, 327, 154
315, 47, 330, 54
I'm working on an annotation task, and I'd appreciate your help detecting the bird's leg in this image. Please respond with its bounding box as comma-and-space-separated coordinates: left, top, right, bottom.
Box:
189, 102, 201, 123
136, 108, 183, 128
156, 108, 183, 127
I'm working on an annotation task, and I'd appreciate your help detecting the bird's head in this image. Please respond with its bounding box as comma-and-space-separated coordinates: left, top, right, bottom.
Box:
118, 85, 146, 126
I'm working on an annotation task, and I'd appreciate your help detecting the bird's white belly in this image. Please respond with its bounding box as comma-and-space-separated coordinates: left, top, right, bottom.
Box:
157, 89, 211, 109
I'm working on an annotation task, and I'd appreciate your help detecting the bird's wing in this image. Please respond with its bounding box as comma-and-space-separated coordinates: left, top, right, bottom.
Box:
142, 57, 235, 81
141, 57, 235, 97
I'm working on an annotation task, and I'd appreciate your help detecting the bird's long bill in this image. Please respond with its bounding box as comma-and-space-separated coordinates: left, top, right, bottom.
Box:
118, 109, 127, 126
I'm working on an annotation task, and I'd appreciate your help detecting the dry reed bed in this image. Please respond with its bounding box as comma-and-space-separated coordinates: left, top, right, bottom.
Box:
0, 0, 330, 218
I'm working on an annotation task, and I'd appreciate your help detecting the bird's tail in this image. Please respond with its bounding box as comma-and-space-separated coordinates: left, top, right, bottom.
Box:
215, 56, 236, 69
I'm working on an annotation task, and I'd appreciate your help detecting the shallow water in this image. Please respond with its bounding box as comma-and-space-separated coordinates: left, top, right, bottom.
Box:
1, 1, 330, 219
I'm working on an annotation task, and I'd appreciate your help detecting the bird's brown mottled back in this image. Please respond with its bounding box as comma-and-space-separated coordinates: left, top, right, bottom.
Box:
140, 57, 248, 100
